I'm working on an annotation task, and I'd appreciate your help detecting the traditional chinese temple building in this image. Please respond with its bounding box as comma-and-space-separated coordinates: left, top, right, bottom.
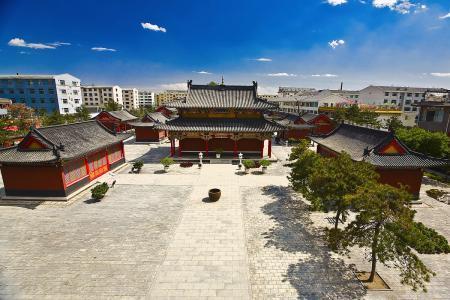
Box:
311, 123, 448, 195
0, 121, 129, 200
156, 81, 284, 158
95, 110, 138, 132
277, 113, 335, 139
156, 106, 177, 118
130, 112, 169, 142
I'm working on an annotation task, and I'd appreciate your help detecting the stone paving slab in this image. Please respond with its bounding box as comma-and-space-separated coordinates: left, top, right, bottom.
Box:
0, 185, 191, 299
149, 184, 251, 299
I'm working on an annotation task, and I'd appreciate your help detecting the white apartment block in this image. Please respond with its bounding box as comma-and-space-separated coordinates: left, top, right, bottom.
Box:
359, 85, 427, 113
278, 87, 316, 97
122, 88, 139, 110
270, 90, 353, 114
0, 73, 82, 114
138, 90, 155, 107
81, 85, 123, 109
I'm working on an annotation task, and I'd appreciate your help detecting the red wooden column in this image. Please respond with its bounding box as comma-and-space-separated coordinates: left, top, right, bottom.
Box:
178, 139, 182, 157
268, 139, 272, 158
170, 139, 174, 157
233, 139, 238, 157
205, 139, 209, 157
260, 140, 264, 158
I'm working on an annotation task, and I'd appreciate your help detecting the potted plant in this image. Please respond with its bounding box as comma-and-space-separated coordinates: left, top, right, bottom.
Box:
160, 157, 174, 172
208, 188, 221, 202
260, 159, 271, 174
215, 148, 223, 159
91, 182, 109, 201
132, 160, 144, 173
242, 159, 255, 174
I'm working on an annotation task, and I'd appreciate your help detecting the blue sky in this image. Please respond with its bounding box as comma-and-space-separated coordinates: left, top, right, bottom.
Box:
1, 0, 450, 93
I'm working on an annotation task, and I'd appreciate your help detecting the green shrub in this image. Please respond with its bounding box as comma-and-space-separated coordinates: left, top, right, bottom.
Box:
91, 182, 109, 200
394, 221, 450, 254
133, 160, 144, 171
426, 189, 447, 200
260, 159, 271, 167
160, 157, 174, 167
425, 172, 450, 185
243, 159, 255, 169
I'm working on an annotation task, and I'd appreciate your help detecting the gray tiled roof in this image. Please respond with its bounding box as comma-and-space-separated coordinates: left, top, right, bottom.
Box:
311, 123, 448, 168
165, 84, 278, 110
155, 118, 285, 133
145, 112, 169, 123
104, 110, 138, 121
0, 121, 130, 164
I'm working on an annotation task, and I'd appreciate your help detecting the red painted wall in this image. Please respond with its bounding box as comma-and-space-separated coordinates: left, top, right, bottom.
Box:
180, 138, 206, 151
309, 115, 335, 135
377, 168, 423, 196
1, 165, 64, 191
209, 138, 235, 151
180, 138, 262, 153
237, 139, 262, 152
135, 127, 166, 142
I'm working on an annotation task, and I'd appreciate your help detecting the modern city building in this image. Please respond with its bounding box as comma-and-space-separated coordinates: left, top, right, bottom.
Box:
0, 73, 82, 114
278, 87, 316, 97
156, 90, 187, 106
138, 90, 155, 107
122, 88, 139, 110
81, 85, 123, 109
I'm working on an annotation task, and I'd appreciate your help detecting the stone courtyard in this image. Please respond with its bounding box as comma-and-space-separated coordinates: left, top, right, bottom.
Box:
0, 141, 449, 299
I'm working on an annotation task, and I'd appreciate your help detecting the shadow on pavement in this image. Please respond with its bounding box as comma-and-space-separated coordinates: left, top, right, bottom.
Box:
260, 185, 366, 299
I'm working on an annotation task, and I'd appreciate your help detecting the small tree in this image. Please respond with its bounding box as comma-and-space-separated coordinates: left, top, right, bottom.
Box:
75, 105, 90, 121
288, 148, 322, 195
338, 182, 435, 291
307, 152, 378, 229
397, 127, 449, 158
104, 100, 122, 111
385, 116, 404, 132
288, 139, 310, 161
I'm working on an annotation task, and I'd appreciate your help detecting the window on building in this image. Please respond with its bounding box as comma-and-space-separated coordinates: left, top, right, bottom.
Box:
72, 81, 78, 86
412, 107, 417, 111
59, 80, 65, 85
40, 98, 45, 103
20, 98, 25, 103
405, 100, 411, 105
392, 92, 398, 96
404, 107, 411, 111
74, 99, 80, 104
415, 93, 420, 97
31, 98, 36, 103
8, 89, 14, 94
391, 100, 397, 104
61, 89, 67, 94
63, 108, 69, 113
355, 95, 359, 98
384, 99, 388, 103
73, 90, 78, 95
19, 88, 24, 94
39, 88, 44, 94
62, 99, 68, 104
29, 88, 35, 94
385, 92, 389, 96
424, 109, 444, 122
407, 93, 412, 97
48, 88, 54, 94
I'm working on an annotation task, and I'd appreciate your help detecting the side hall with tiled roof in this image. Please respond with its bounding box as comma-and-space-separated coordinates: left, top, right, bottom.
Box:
95, 110, 138, 132
311, 122, 449, 195
0, 120, 129, 200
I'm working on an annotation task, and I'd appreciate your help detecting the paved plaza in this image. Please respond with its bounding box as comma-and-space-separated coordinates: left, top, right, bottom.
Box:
0, 142, 449, 299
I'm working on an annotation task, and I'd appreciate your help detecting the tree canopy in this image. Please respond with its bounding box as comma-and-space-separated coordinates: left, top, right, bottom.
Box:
396, 127, 450, 158
336, 182, 435, 291
333, 105, 381, 128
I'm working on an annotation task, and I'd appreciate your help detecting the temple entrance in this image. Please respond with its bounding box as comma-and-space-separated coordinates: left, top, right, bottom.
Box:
180, 138, 206, 152
237, 138, 262, 153
209, 138, 234, 153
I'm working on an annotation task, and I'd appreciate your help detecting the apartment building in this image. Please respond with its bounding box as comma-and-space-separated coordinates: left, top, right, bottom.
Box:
122, 88, 139, 110
138, 90, 155, 107
82, 85, 123, 109
269, 90, 352, 114
156, 90, 187, 106
278, 87, 316, 97
0, 73, 82, 114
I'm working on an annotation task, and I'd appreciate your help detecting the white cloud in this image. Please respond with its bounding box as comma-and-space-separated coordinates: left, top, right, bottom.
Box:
439, 13, 450, 20
267, 73, 297, 77
194, 71, 212, 74
430, 73, 450, 77
141, 22, 167, 33
91, 47, 117, 52
326, 0, 347, 6
253, 57, 272, 62
48, 41, 71, 46
311, 74, 338, 77
8, 38, 56, 49
372, 0, 425, 14
328, 39, 345, 49
160, 82, 187, 90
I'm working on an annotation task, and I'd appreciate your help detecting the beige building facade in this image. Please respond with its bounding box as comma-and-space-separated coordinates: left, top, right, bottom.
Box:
122, 88, 139, 110
156, 90, 187, 106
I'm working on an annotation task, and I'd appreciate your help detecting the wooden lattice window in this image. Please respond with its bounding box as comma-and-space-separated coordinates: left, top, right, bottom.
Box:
64, 159, 88, 187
